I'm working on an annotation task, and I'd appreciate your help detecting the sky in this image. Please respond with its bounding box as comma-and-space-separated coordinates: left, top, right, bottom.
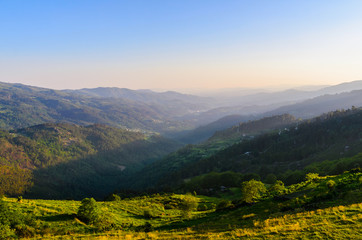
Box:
1, 0, 362, 91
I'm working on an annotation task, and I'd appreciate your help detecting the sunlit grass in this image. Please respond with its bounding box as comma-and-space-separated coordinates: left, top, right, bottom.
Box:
1, 171, 361, 239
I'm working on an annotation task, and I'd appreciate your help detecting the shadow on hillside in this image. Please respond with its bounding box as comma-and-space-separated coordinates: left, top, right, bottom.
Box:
25, 137, 181, 200
39, 213, 75, 222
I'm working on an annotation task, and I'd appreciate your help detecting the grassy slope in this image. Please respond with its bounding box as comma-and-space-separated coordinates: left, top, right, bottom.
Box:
2, 171, 361, 239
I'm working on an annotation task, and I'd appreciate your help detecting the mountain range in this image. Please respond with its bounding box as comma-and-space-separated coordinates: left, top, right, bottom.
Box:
1, 80, 362, 199
1, 80, 362, 138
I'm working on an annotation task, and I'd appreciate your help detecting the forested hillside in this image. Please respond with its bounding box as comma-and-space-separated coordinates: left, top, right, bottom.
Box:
129, 114, 300, 190
130, 108, 362, 191
0, 123, 181, 199
175, 115, 255, 144
209, 114, 298, 142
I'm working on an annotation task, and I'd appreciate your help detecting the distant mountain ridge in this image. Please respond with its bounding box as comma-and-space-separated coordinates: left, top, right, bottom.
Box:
267, 89, 362, 118
209, 80, 362, 107
174, 84, 362, 143
68, 87, 208, 102
1, 80, 362, 139
0, 82, 210, 133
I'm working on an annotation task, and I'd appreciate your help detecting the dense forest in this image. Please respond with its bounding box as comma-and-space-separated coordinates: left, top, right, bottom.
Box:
0, 123, 181, 199
130, 108, 362, 191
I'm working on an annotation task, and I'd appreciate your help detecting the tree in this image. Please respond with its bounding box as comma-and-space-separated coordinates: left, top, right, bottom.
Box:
305, 173, 319, 182
265, 174, 277, 184
77, 198, 100, 224
241, 179, 267, 203
269, 180, 286, 196
180, 194, 198, 219
326, 180, 336, 190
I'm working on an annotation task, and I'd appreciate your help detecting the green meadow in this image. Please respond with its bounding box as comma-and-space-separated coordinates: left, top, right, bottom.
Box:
1, 170, 361, 239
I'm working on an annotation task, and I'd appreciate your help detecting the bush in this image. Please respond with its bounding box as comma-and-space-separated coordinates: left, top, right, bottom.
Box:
180, 195, 198, 219
77, 198, 100, 224
107, 194, 121, 202
180, 195, 198, 212
0, 200, 35, 238
265, 174, 277, 184
269, 180, 286, 196
241, 179, 267, 203
326, 180, 336, 190
216, 200, 233, 210
197, 203, 208, 211
0, 224, 15, 240
14, 224, 35, 238
305, 173, 320, 182
143, 209, 158, 219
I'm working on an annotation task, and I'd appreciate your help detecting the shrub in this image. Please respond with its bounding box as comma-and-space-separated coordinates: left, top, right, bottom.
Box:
14, 224, 35, 238
180, 195, 198, 219
143, 209, 158, 219
305, 173, 320, 182
0, 200, 35, 238
326, 180, 336, 190
77, 198, 115, 230
77, 198, 100, 224
0, 224, 15, 240
216, 200, 233, 210
107, 194, 121, 202
269, 180, 286, 196
241, 179, 267, 203
197, 203, 208, 211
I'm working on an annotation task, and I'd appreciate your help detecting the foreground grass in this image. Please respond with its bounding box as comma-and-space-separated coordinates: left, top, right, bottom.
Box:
2, 171, 362, 239
27, 202, 361, 239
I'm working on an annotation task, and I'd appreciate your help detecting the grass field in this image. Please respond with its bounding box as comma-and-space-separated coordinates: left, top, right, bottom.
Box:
1, 171, 361, 239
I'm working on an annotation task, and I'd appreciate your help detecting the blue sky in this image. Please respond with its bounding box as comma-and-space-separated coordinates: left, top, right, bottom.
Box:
1, 1, 362, 90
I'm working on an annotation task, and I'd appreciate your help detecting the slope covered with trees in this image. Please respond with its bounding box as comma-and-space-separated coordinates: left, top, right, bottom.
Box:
0, 123, 181, 199
129, 108, 362, 191
208, 114, 298, 143
129, 114, 300, 190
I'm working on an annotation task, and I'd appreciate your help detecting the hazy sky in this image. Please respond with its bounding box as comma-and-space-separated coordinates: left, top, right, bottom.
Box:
1, 1, 362, 90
